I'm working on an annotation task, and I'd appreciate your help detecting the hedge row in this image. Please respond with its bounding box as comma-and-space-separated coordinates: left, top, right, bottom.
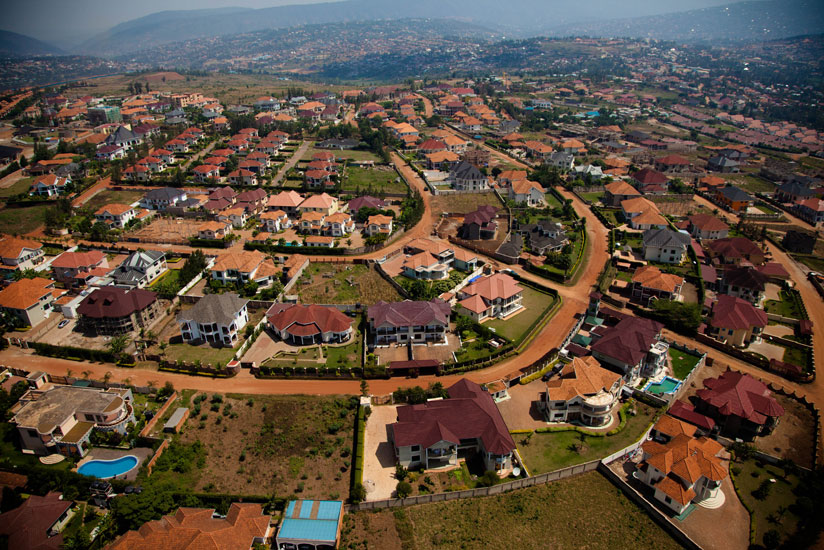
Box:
519, 360, 558, 385
350, 404, 367, 502
187, 238, 230, 249
244, 242, 347, 255
32, 342, 116, 363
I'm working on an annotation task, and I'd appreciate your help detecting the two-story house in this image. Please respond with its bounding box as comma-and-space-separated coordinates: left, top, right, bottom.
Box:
541, 356, 624, 427
365, 214, 393, 237
590, 317, 668, 382
367, 299, 451, 346
177, 293, 249, 348
95, 203, 136, 228
456, 273, 523, 322
642, 228, 691, 264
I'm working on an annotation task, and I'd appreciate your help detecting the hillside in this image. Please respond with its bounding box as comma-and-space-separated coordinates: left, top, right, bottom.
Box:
0, 29, 63, 57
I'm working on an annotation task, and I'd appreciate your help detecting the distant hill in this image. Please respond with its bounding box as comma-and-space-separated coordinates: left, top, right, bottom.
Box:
76, 0, 738, 56
555, 0, 824, 43
0, 29, 63, 57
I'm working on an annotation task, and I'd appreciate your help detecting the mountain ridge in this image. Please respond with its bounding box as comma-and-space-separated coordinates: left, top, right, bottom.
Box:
0, 29, 63, 57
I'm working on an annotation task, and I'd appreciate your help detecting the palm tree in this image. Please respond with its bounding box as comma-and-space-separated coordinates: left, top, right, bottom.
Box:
106, 334, 131, 355
103, 371, 112, 384
81, 370, 91, 380
65, 368, 73, 378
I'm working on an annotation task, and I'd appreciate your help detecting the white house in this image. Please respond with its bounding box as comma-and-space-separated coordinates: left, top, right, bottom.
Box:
95, 203, 136, 228
177, 293, 249, 347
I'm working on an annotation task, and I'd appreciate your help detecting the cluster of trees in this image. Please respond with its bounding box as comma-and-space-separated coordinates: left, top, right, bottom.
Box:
153, 250, 209, 298
648, 300, 702, 335
398, 270, 464, 301
392, 382, 449, 404
397, 190, 424, 229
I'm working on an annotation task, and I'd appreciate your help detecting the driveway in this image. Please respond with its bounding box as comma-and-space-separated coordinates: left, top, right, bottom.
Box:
746, 340, 786, 362
496, 381, 548, 431
362, 404, 399, 501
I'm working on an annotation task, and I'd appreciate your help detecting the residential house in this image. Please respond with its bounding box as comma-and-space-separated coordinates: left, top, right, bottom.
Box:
10, 385, 134, 458
104, 126, 142, 150
686, 214, 729, 241
368, 299, 451, 346
654, 155, 690, 173
456, 272, 523, 322
219, 207, 248, 229
714, 186, 753, 212
541, 356, 624, 427
706, 237, 765, 266
547, 151, 574, 171
299, 211, 326, 235
95, 144, 126, 161
95, 203, 135, 228
260, 210, 290, 233
235, 188, 267, 214
632, 168, 669, 188
426, 150, 460, 170
365, 214, 393, 237
631, 265, 684, 305
210, 251, 280, 286
604, 180, 641, 207
77, 286, 160, 335
193, 164, 221, 183
197, 220, 232, 240
775, 181, 816, 203
402, 252, 449, 281
0, 492, 73, 549
0, 235, 44, 270
29, 174, 70, 197
719, 266, 767, 305
177, 292, 249, 347
636, 418, 727, 515
227, 169, 257, 186
122, 164, 151, 182
275, 501, 341, 550
793, 198, 824, 225
450, 161, 488, 191
590, 317, 668, 381
266, 304, 353, 345
460, 206, 498, 240
139, 187, 187, 210
642, 228, 691, 264
694, 369, 785, 440
298, 193, 339, 215
706, 295, 767, 347
517, 220, 568, 255
708, 155, 740, 173
348, 196, 386, 215
507, 179, 545, 206
0, 277, 60, 327
405, 238, 455, 267
323, 212, 354, 237
621, 198, 667, 230
390, 379, 516, 473
108, 504, 272, 550
51, 250, 108, 285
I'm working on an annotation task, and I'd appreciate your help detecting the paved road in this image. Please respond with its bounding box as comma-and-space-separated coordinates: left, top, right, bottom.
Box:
271, 140, 310, 187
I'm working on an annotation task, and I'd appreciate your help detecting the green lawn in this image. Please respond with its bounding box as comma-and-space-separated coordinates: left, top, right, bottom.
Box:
294, 263, 402, 305
792, 255, 824, 273
668, 347, 701, 379
580, 191, 604, 204
341, 166, 408, 194
733, 458, 801, 547
0, 204, 48, 234
485, 286, 556, 343
163, 342, 239, 366
0, 422, 75, 471
782, 346, 810, 369
763, 291, 804, 319
0, 177, 33, 198
738, 175, 776, 194
82, 189, 145, 211
324, 329, 362, 368
516, 402, 658, 474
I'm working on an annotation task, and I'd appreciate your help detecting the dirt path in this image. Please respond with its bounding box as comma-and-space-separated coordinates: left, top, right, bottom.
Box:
181, 140, 216, 170
421, 97, 434, 118
271, 140, 310, 186
71, 176, 112, 207
0, 167, 27, 190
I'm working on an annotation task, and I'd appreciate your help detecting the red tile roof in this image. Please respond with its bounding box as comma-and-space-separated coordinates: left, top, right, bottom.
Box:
51, 250, 105, 269
591, 317, 663, 366
0, 491, 70, 550
687, 213, 729, 232
632, 168, 669, 185
266, 304, 352, 338
368, 299, 450, 328
710, 295, 768, 331
696, 369, 784, 425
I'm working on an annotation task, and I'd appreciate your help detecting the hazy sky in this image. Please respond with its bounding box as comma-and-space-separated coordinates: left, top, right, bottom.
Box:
1, 0, 332, 47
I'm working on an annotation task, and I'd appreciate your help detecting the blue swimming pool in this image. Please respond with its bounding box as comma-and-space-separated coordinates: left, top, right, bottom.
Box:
644, 376, 682, 395
78, 455, 138, 479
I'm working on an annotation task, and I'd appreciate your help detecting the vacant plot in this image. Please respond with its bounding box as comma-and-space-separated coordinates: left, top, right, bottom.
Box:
0, 204, 48, 234
517, 401, 658, 475
179, 393, 357, 499
304, 147, 382, 163
431, 192, 502, 215
484, 287, 556, 343
293, 263, 402, 305
128, 217, 202, 244
733, 458, 802, 547
82, 188, 145, 211
342, 166, 407, 195
0, 177, 33, 198
340, 472, 682, 550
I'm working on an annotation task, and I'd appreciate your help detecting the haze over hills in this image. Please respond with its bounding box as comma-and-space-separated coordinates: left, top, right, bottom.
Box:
77, 0, 747, 55
0, 30, 63, 57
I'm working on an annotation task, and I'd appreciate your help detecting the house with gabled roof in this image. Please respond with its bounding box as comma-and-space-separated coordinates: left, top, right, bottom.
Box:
450, 161, 488, 191
714, 185, 753, 212
590, 317, 668, 381
642, 228, 691, 264
507, 179, 545, 206
0, 277, 62, 327
706, 295, 767, 347
541, 356, 624, 427
0, 235, 44, 270
686, 214, 729, 241
139, 187, 187, 210
298, 193, 338, 215
29, 173, 70, 197
51, 250, 108, 285
621, 198, 667, 230
177, 293, 249, 348
631, 265, 684, 305
0, 491, 73, 549
706, 237, 765, 266
110, 250, 167, 288
604, 180, 640, 207
365, 214, 393, 237
390, 379, 516, 474
636, 417, 728, 515
456, 272, 523, 322
694, 369, 784, 440
95, 203, 136, 228
210, 251, 280, 286
267, 190, 304, 214
368, 299, 451, 346
197, 220, 232, 240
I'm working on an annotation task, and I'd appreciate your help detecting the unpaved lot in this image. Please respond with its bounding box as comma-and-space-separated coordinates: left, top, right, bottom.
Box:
362, 404, 399, 501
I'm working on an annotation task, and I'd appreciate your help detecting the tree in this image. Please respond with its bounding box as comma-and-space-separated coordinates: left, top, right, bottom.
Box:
350, 482, 367, 503
12, 268, 38, 281
395, 464, 408, 481
360, 379, 369, 397
157, 381, 175, 400
102, 371, 112, 384
61, 526, 91, 550
648, 301, 701, 335
107, 334, 130, 355
477, 470, 499, 487
762, 529, 781, 549
396, 481, 412, 498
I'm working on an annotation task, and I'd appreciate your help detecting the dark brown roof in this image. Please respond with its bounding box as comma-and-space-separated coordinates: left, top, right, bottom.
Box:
392, 379, 515, 455
710, 295, 768, 331
0, 491, 70, 550
632, 168, 669, 185
76, 287, 157, 319
591, 317, 663, 366
368, 299, 450, 329
463, 205, 498, 226
707, 237, 762, 260
722, 266, 767, 292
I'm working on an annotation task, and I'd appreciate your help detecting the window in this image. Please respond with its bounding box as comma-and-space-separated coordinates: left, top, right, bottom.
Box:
411, 445, 420, 452
411, 455, 420, 462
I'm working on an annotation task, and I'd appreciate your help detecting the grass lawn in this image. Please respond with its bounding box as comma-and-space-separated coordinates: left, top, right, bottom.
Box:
294, 263, 402, 305
517, 402, 658, 474
792, 254, 824, 273
0, 204, 48, 234
544, 191, 564, 209
782, 345, 810, 368
615, 270, 634, 283
163, 342, 239, 366
431, 192, 503, 215
341, 166, 408, 194
599, 208, 625, 227
580, 191, 604, 204
763, 291, 804, 319
324, 329, 363, 368
0, 177, 33, 198
733, 458, 802, 546
668, 347, 701, 379
340, 472, 683, 550
453, 338, 496, 362
485, 286, 556, 343
0, 422, 76, 471
755, 204, 777, 215
82, 189, 145, 211
738, 175, 775, 194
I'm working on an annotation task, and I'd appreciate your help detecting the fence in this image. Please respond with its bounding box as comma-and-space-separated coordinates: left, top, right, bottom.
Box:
139, 391, 179, 438
347, 460, 601, 512
144, 439, 169, 476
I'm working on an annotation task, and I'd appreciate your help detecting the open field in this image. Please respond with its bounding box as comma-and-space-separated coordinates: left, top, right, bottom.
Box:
304, 146, 382, 163
342, 166, 408, 195
431, 192, 502, 215
293, 263, 403, 305
178, 393, 357, 498
516, 401, 658, 474
0, 176, 32, 198
732, 458, 802, 547
0, 204, 48, 235
82, 189, 145, 211
127, 217, 203, 243
340, 472, 682, 550
484, 287, 556, 343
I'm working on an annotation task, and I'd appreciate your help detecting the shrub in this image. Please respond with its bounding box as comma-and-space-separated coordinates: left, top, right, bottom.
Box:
396, 481, 412, 498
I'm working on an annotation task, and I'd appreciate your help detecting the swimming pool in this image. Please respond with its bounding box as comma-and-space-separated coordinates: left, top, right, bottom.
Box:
78, 455, 138, 479
644, 376, 682, 395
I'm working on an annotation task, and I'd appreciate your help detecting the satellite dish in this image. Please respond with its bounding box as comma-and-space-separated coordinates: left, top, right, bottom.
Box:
512, 467, 521, 477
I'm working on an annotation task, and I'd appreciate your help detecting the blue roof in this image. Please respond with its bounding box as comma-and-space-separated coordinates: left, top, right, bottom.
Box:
279, 500, 342, 543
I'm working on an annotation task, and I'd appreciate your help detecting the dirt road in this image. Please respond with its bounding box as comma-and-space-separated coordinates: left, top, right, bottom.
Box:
271, 140, 310, 186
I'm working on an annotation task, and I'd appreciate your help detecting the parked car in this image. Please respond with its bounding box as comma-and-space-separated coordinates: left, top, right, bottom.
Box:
58, 319, 69, 329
